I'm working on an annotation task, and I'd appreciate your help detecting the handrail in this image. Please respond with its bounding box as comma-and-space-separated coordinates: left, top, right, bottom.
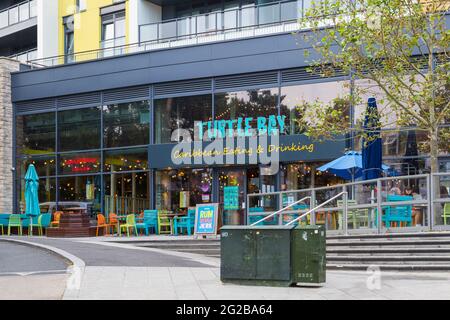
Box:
0, 0, 36, 30
250, 196, 311, 226
286, 191, 348, 226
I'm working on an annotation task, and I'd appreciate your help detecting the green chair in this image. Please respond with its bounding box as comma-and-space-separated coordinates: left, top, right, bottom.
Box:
158, 211, 172, 235
442, 203, 450, 225
8, 214, 22, 236
119, 214, 138, 237
337, 200, 369, 229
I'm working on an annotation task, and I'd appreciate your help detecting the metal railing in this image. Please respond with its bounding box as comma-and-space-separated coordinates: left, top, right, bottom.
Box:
0, 0, 37, 30
104, 195, 149, 215
8, 48, 37, 63
250, 196, 311, 226
247, 173, 450, 234
139, 0, 298, 43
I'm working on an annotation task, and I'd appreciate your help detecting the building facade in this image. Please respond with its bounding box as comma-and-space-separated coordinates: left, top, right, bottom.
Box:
2, 0, 449, 227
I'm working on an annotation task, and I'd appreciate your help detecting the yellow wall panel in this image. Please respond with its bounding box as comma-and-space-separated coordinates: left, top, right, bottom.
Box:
58, 0, 129, 61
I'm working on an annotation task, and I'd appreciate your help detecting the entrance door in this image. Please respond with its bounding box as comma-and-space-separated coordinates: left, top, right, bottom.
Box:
219, 168, 246, 225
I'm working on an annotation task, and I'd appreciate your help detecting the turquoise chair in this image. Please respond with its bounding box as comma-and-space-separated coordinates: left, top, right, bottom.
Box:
28, 214, 52, 236
136, 210, 158, 235
375, 195, 413, 228
0, 214, 10, 235
248, 207, 276, 225
8, 215, 22, 236
173, 209, 195, 235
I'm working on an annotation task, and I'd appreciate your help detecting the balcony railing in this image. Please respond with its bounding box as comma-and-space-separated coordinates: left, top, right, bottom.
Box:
0, 0, 37, 30
139, 0, 299, 43
9, 48, 37, 63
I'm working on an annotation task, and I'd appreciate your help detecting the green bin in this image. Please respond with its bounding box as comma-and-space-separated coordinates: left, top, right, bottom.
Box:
220, 225, 326, 287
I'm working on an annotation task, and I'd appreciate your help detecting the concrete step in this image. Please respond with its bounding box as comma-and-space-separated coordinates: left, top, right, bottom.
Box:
327, 231, 450, 240
327, 239, 450, 246
327, 247, 450, 254
327, 255, 450, 262
326, 263, 450, 271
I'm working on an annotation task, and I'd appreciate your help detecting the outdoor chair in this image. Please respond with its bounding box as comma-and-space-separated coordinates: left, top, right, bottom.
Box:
337, 200, 369, 230
37, 213, 52, 236
375, 195, 413, 228
173, 209, 195, 235
136, 210, 158, 235
119, 214, 138, 237
7, 214, 22, 236
157, 211, 172, 235
108, 213, 119, 234
50, 211, 63, 227
96, 214, 111, 236
27, 214, 42, 236
442, 203, 450, 225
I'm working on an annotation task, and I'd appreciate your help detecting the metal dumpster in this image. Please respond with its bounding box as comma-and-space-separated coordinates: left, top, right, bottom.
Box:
220, 225, 326, 287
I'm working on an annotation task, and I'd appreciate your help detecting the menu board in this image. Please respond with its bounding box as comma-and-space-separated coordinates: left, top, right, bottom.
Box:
194, 203, 219, 236
223, 186, 239, 210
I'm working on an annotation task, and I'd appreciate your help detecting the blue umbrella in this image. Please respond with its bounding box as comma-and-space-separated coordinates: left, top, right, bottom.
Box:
317, 151, 392, 181
362, 97, 383, 180
25, 164, 40, 235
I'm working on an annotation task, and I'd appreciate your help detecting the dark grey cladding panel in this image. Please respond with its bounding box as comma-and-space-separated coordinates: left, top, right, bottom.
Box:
11, 32, 315, 102
103, 86, 150, 103
57, 92, 101, 109
215, 71, 278, 91
281, 67, 348, 84
15, 98, 56, 114
154, 78, 212, 97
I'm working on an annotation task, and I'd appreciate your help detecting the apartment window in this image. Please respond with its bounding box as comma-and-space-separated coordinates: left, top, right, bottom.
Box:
64, 17, 75, 63
101, 11, 126, 57
76, 0, 87, 12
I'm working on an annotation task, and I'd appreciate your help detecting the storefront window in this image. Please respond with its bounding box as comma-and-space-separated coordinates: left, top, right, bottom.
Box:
104, 172, 149, 215
281, 162, 344, 191
59, 152, 101, 175
280, 81, 349, 135
17, 155, 56, 178
154, 95, 212, 143
104, 148, 148, 172
58, 107, 101, 151
16, 112, 55, 155
215, 88, 279, 136
58, 175, 102, 214
155, 168, 212, 212
103, 100, 150, 148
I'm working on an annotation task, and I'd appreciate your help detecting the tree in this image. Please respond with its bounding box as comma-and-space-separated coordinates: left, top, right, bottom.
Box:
298, 0, 449, 173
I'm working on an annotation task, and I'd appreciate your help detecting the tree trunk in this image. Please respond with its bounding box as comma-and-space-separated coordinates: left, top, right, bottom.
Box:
429, 127, 439, 174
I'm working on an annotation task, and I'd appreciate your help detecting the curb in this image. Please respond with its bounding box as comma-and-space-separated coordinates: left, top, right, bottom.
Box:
0, 237, 85, 269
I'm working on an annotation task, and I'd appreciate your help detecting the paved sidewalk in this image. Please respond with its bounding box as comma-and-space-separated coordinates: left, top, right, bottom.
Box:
64, 266, 450, 300
0, 274, 69, 300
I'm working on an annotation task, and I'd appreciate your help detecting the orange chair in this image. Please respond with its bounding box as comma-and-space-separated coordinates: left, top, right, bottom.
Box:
96, 214, 111, 236
108, 213, 119, 234
50, 211, 62, 227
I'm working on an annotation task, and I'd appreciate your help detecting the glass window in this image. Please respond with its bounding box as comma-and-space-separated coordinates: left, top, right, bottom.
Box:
280, 81, 349, 135
64, 17, 75, 63
281, 162, 344, 191
58, 107, 101, 152
16, 112, 55, 156
59, 152, 101, 175
58, 175, 102, 215
17, 155, 56, 179
155, 168, 212, 212
154, 95, 212, 144
104, 172, 149, 215
104, 148, 148, 172
103, 101, 150, 148
214, 88, 279, 136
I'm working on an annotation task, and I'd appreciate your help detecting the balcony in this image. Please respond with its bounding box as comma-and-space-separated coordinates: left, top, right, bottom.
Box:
0, 0, 37, 30
9, 47, 37, 63
139, 0, 299, 45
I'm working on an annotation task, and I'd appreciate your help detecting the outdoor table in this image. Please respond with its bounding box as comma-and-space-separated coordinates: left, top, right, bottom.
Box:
62, 207, 86, 215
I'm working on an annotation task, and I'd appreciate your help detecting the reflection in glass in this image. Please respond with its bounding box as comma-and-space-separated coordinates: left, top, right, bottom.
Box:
103, 101, 150, 148
59, 152, 101, 175
58, 107, 101, 151
104, 172, 149, 215
104, 148, 148, 172
155, 169, 212, 212
58, 175, 102, 214
16, 112, 55, 155
155, 95, 212, 143
280, 82, 349, 135
215, 88, 279, 135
